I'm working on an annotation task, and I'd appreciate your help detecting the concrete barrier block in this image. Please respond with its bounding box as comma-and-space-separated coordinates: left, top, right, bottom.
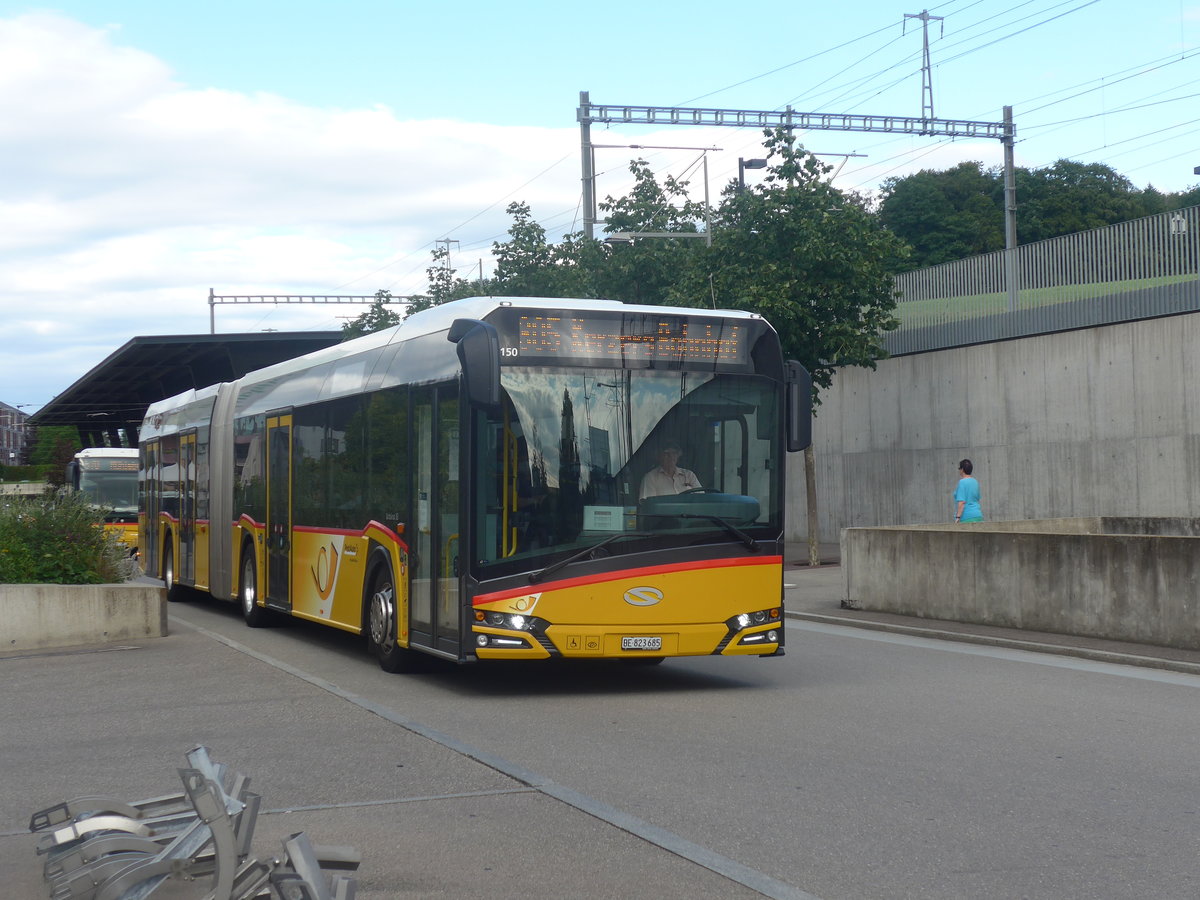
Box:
0, 583, 167, 651
845, 519, 1200, 651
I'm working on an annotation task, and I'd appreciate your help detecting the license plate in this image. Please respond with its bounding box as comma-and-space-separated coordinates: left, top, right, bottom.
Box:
622, 636, 662, 651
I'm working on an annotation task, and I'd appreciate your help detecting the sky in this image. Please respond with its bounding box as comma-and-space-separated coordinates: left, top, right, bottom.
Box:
2, 0, 1198, 415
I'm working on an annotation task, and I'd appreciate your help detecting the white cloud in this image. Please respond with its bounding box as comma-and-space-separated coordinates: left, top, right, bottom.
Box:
0, 12, 589, 409
0, 11, 1057, 412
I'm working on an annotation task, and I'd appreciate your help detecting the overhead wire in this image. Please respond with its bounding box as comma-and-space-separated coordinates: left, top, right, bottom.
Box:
1020, 47, 1200, 118
673, 18, 905, 108
336, 1, 1109, 301
784, 0, 1088, 114
937, 0, 1101, 66
326, 0, 1195, 313
833, 2, 1197, 191
342, 3, 971, 289
1121, 133, 1200, 176
737, 0, 1102, 193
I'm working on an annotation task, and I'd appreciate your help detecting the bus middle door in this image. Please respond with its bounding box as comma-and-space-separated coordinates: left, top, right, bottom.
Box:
179, 431, 197, 585
140, 440, 160, 573
265, 413, 293, 612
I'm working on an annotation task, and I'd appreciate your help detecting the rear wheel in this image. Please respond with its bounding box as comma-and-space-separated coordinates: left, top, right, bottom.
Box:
366, 555, 421, 673
239, 546, 272, 628
163, 541, 182, 602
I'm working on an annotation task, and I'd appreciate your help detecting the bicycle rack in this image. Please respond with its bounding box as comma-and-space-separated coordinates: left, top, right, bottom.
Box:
28, 747, 359, 900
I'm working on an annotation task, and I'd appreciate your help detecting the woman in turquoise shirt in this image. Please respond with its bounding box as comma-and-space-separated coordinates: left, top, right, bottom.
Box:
953, 459, 983, 523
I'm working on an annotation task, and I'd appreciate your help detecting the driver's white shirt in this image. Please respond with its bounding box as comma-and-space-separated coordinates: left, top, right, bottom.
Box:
639, 466, 700, 500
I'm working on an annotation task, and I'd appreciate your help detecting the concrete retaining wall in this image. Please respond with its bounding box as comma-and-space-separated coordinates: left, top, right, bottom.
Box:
787, 308, 1200, 543
0, 583, 167, 651
844, 518, 1200, 650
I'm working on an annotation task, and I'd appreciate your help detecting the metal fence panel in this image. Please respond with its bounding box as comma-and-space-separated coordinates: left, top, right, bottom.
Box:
887, 206, 1200, 355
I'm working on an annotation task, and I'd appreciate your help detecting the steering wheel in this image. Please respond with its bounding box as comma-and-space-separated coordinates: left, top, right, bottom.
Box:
680, 487, 720, 495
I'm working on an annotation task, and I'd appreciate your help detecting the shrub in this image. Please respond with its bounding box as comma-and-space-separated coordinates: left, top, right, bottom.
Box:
0, 487, 129, 584
0, 464, 52, 482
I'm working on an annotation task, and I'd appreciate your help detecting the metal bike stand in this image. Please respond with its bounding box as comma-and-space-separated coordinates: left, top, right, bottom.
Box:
29, 747, 359, 900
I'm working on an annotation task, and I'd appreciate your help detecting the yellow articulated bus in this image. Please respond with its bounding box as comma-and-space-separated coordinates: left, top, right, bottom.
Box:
66, 446, 140, 557
139, 296, 811, 671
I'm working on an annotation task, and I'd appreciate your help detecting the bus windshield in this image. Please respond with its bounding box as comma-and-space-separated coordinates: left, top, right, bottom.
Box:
472, 367, 782, 579
79, 467, 139, 514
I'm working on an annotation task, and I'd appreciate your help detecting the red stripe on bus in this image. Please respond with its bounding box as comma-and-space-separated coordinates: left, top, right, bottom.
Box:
472, 555, 783, 606
291, 521, 409, 552
363, 520, 407, 548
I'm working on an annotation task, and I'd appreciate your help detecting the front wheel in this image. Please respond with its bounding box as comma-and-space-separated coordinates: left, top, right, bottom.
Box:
365, 556, 422, 673
239, 546, 272, 628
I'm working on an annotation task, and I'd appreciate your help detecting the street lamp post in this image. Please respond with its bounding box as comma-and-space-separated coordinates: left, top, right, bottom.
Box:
738, 158, 768, 193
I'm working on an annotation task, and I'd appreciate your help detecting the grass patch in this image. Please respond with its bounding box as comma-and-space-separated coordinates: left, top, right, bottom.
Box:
895, 273, 1199, 326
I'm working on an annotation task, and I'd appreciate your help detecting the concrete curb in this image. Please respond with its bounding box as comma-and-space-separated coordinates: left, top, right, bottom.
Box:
787, 610, 1200, 677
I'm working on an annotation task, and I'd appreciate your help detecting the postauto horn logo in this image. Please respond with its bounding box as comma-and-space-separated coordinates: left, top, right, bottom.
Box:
623, 586, 663, 606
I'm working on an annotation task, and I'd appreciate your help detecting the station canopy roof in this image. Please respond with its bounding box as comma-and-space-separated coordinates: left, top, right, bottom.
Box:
30, 332, 343, 446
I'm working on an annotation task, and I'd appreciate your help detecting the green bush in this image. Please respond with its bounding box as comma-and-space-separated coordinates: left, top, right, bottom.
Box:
0, 487, 129, 584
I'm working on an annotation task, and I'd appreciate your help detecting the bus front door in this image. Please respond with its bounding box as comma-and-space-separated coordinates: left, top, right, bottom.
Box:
265, 414, 293, 612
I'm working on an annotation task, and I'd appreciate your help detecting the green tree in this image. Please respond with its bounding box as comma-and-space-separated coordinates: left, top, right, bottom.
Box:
342, 289, 404, 340
879, 158, 1180, 268
418, 136, 907, 396
594, 160, 708, 303
29, 425, 80, 484
421, 203, 606, 306
489, 202, 601, 298
1015, 160, 1149, 243
409, 242, 499, 317
670, 129, 907, 565
1174, 183, 1200, 209
491, 201, 557, 295
672, 129, 906, 395
878, 161, 1004, 269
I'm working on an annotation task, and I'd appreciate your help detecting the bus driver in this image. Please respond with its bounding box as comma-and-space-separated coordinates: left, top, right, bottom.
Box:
639, 441, 701, 499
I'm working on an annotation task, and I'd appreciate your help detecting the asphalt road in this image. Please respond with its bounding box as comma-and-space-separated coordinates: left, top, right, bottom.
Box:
4, 589, 1199, 899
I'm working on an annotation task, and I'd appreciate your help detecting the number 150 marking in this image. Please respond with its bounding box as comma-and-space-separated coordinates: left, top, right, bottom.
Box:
500, 347, 519, 357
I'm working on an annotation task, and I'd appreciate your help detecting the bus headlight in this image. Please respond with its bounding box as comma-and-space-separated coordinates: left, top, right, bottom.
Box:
472, 614, 544, 643
480, 611, 530, 630
727, 607, 781, 632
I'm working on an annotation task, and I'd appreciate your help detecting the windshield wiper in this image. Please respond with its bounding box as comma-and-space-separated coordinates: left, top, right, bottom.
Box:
640, 513, 760, 551
528, 532, 646, 584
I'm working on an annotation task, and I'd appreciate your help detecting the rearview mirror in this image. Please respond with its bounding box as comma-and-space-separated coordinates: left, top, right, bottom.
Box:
447, 318, 501, 409
785, 360, 812, 452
